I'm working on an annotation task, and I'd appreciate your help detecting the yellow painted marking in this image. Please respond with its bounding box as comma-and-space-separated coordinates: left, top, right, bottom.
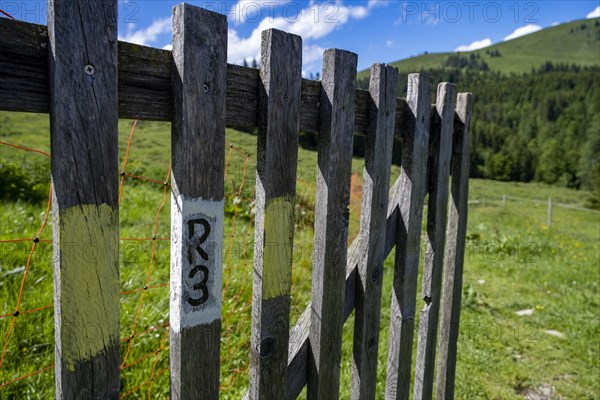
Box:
262, 197, 294, 299
58, 204, 119, 371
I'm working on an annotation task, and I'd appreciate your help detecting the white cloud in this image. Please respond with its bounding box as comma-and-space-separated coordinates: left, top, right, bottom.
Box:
503, 24, 542, 41
236, 0, 290, 6
454, 38, 492, 52
119, 17, 171, 46
586, 6, 600, 19
228, 1, 385, 70
119, 1, 386, 72
303, 43, 326, 66
551, 21, 560, 27
386, 39, 394, 48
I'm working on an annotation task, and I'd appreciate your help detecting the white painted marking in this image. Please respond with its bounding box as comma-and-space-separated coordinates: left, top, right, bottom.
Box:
544, 330, 565, 338
515, 308, 534, 316
171, 194, 224, 333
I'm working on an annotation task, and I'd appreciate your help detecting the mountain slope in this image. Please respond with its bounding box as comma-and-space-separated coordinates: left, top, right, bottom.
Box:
351, 18, 600, 194
359, 18, 600, 77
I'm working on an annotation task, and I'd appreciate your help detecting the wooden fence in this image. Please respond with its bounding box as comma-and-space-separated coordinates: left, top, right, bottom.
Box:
0, 1, 472, 399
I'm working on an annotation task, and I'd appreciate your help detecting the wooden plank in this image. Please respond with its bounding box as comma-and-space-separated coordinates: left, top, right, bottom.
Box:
48, 0, 120, 398
242, 174, 406, 400
249, 28, 302, 400
385, 73, 432, 400
0, 18, 48, 114
413, 83, 457, 399
435, 92, 473, 400
265, 116, 464, 399
287, 308, 312, 399
169, 5, 227, 399
351, 64, 398, 400
0, 17, 418, 137
307, 48, 357, 400
284, 176, 403, 400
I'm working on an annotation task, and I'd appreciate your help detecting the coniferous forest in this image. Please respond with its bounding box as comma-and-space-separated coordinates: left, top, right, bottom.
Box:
353, 19, 600, 207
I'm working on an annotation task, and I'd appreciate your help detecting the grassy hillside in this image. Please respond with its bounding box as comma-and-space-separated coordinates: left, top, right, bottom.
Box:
1, 112, 599, 399
352, 17, 600, 195
358, 18, 600, 78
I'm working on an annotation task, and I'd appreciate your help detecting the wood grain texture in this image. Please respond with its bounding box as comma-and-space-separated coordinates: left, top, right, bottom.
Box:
242, 173, 412, 400
171, 3, 226, 200
413, 82, 457, 399
435, 92, 472, 400
286, 176, 404, 400
48, 0, 120, 398
248, 115, 469, 400
385, 73, 432, 400
307, 49, 357, 400
0, 17, 417, 137
351, 64, 398, 400
169, 4, 227, 399
249, 28, 302, 400
169, 321, 221, 399
0, 18, 48, 113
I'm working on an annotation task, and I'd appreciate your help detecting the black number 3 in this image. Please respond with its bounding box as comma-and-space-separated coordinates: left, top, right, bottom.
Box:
188, 265, 209, 306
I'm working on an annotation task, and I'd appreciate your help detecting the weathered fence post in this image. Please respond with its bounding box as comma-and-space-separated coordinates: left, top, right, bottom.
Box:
170, 4, 227, 399
249, 28, 302, 400
49, 0, 120, 398
351, 63, 398, 400
307, 48, 357, 400
436, 92, 473, 399
413, 82, 456, 399
385, 73, 432, 400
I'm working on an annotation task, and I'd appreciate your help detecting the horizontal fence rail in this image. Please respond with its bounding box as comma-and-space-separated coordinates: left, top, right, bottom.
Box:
0, 17, 466, 138
0, 1, 472, 399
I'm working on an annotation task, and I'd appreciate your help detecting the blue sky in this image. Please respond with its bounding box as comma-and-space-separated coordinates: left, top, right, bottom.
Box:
2, 1, 599, 74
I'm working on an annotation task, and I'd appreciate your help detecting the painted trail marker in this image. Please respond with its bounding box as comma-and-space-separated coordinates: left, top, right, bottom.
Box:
169, 4, 227, 399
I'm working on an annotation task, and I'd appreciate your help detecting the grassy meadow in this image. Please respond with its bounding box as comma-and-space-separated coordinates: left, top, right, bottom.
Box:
357, 18, 600, 78
0, 111, 598, 399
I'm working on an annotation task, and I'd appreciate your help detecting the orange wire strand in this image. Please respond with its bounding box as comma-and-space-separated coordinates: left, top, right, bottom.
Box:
120, 163, 171, 368
224, 144, 234, 179
119, 368, 169, 399
124, 173, 168, 186
119, 120, 138, 205
223, 155, 250, 296
0, 8, 15, 19
0, 133, 319, 394
0, 184, 52, 369
0, 238, 50, 243
0, 141, 50, 158
0, 365, 54, 388
0, 304, 53, 319
146, 328, 169, 398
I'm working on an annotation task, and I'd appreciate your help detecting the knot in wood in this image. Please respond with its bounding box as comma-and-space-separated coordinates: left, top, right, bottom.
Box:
259, 337, 276, 358
368, 337, 377, 351
371, 264, 383, 284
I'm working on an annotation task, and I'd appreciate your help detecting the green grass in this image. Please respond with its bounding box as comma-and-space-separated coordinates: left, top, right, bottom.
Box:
357, 18, 600, 78
1, 112, 598, 399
